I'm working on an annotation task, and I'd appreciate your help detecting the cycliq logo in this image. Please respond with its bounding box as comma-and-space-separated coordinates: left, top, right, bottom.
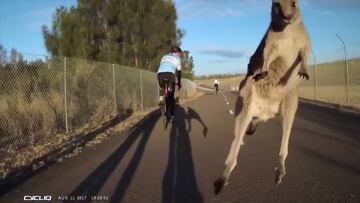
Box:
24, 195, 52, 201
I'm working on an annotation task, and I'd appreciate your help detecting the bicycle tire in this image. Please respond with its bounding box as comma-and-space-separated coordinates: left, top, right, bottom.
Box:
162, 82, 169, 129
162, 103, 168, 129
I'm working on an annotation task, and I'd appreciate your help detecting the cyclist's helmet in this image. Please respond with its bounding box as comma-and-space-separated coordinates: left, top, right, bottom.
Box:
169, 46, 182, 54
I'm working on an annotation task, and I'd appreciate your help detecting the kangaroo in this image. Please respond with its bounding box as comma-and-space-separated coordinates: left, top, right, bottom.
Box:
251, 0, 310, 81
214, 0, 311, 195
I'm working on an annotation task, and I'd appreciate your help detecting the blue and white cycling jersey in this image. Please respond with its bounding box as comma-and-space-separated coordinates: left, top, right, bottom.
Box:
157, 53, 181, 74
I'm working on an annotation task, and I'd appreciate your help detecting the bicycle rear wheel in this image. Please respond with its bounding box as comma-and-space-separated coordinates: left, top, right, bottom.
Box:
162, 103, 169, 129
162, 83, 169, 129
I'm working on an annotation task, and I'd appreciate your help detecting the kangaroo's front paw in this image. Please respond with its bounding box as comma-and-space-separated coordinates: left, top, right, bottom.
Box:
252, 71, 268, 82
297, 72, 309, 80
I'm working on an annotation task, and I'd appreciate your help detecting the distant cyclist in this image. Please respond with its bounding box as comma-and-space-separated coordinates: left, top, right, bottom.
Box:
214, 79, 219, 94
157, 46, 182, 123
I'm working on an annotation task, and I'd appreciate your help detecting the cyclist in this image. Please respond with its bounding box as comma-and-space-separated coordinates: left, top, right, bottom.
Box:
214, 79, 219, 94
157, 46, 182, 123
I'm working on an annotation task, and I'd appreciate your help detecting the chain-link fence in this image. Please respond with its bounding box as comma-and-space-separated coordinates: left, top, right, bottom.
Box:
0, 54, 197, 151
205, 43, 360, 109
299, 43, 360, 108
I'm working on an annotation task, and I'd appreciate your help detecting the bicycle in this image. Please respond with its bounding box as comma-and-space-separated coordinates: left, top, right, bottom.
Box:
214, 84, 219, 95
160, 79, 171, 129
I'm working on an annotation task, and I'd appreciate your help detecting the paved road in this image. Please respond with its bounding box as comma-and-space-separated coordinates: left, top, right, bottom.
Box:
1, 92, 360, 203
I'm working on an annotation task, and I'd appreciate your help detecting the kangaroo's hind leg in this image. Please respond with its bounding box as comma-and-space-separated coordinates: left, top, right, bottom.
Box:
214, 96, 253, 194
275, 90, 298, 186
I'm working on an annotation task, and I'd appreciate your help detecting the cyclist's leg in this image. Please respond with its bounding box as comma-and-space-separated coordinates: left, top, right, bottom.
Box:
168, 87, 175, 115
157, 73, 166, 103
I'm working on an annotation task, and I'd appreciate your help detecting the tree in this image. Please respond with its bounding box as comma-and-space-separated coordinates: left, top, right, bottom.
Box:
42, 0, 183, 72
181, 50, 194, 80
0, 44, 7, 66
10, 48, 23, 64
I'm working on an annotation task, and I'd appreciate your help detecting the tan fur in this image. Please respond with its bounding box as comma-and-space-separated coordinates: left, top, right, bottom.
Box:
249, 0, 310, 80
214, 0, 311, 195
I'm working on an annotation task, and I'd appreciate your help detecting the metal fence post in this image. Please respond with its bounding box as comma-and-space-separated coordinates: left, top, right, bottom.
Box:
139, 67, 144, 111
312, 51, 318, 100
64, 56, 69, 133
112, 64, 117, 114
345, 53, 350, 106
336, 33, 350, 105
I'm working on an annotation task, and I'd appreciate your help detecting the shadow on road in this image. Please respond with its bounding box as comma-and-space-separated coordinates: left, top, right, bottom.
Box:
162, 105, 205, 203
293, 126, 359, 147
297, 103, 360, 142
66, 111, 160, 203
297, 145, 360, 177
0, 111, 133, 196
186, 107, 208, 137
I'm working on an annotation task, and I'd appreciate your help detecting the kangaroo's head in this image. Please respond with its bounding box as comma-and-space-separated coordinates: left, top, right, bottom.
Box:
271, 0, 301, 28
